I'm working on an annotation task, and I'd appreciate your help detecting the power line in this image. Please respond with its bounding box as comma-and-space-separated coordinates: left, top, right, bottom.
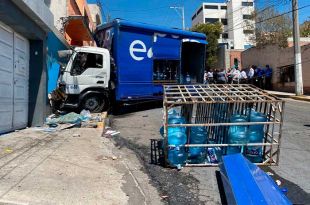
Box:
108, 6, 168, 13
193, 0, 284, 30
224, 0, 288, 33
224, 3, 310, 33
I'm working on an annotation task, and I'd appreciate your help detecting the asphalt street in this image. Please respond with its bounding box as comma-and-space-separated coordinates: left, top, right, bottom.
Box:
112, 98, 310, 204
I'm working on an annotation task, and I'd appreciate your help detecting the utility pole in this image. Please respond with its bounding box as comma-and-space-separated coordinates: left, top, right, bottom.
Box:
292, 0, 303, 95
170, 6, 185, 30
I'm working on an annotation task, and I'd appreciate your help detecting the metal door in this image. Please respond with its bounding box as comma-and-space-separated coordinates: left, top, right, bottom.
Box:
0, 22, 14, 133
0, 22, 29, 133
13, 33, 29, 130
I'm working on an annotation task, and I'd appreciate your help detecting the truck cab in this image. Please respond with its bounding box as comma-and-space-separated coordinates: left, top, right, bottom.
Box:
59, 46, 111, 112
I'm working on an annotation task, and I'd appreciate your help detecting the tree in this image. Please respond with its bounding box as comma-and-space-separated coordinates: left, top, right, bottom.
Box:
192, 22, 222, 70
300, 18, 310, 37
252, 7, 292, 48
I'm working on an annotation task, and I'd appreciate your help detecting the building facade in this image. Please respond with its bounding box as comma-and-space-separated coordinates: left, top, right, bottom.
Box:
44, 0, 97, 46
241, 44, 310, 94
0, 0, 54, 132
192, 0, 255, 50
88, 3, 103, 27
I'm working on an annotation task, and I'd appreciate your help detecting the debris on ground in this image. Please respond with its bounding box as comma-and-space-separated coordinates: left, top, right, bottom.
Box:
46, 112, 83, 125
4, 147, 13, 153
33, 111, 109, 133
103, 129, 120, 137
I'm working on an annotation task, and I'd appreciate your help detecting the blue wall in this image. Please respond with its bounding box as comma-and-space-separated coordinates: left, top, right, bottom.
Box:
47, 32, 68, 93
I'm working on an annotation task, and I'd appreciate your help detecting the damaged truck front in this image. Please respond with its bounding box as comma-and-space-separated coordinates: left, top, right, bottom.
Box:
51, 19, 207, 112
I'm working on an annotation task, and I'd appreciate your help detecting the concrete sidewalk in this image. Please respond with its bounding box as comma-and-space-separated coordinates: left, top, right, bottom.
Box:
265, 90, 310, 102
0, 127, 161, 205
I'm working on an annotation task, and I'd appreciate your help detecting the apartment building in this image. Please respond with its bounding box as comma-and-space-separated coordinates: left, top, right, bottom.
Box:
192, 0, 255, 50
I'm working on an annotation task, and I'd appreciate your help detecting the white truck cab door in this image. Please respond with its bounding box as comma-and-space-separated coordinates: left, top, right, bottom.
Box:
64, 51, 110, 94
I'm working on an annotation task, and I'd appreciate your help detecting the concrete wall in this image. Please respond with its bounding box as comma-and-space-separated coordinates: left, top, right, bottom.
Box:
12, 0, 54, 32
0, 0, 51, 126
287, 37, 310, 47
192, 5, 204, 27
47, 30, 69, 93
45, 0, 67, 31
88, 4, 102, 26
241, 44, 310, 93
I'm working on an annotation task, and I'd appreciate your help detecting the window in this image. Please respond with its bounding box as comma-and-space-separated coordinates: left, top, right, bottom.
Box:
71, 52, 103, 76
221, 18, 228, 25
243, 15, 252, 20
197, 6, 203, 15
221, 6, 227, 10
222, 33, 228, 39
204, 5, 218, 9
242, 2, 254, 6
279, 65, 294, 83
205, 18, 219, 24
192, 14, 197, 20
243, 29, 254, 34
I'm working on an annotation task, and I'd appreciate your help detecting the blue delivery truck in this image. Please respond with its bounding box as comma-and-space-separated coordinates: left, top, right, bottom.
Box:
56, 19, 206, 112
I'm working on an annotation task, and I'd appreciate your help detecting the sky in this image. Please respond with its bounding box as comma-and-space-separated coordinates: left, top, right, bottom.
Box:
87, 0, 310, 29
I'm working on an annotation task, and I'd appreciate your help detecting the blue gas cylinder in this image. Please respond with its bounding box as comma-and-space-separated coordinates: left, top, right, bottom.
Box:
227, 115, 248, 155
188, 127, 208, 163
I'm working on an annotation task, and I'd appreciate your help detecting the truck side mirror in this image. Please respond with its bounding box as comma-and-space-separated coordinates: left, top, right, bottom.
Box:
58, 50, 73, 58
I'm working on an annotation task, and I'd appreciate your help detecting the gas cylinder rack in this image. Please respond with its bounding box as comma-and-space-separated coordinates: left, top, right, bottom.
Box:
162, 84, 285, 166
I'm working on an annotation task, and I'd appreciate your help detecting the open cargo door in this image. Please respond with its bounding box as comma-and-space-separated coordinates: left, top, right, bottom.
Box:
181, 39, 206, 84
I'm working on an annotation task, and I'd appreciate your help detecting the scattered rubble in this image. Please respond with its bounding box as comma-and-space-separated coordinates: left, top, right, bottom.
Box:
32, 111, 108, 134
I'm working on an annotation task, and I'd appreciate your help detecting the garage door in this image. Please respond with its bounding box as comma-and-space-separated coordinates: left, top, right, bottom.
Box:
0, 22, 29, 133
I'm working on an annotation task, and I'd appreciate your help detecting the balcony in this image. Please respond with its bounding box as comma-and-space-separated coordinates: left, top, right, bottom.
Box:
63, 15, 94, 46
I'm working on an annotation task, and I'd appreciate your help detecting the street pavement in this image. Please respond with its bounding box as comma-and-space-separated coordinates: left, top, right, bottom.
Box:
0, 127, 161, 205
112, 98, 310, 204
0, 98, 308, 205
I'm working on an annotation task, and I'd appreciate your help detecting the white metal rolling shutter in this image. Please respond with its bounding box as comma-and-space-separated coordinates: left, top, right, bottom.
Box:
13, 33, 29, 130
0, 22, 29, 133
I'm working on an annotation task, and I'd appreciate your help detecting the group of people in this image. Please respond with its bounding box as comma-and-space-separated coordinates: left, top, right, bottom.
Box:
203, 65, 273, 90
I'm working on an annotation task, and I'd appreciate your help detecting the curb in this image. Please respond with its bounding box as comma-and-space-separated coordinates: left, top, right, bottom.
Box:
265, 91, 310, 102
290, 96, 310, 102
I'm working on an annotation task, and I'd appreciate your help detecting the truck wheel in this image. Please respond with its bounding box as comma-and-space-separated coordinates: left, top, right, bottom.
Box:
81, 94, 109, 113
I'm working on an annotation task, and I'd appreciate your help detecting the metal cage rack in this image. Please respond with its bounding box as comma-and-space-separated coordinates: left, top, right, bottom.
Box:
163, 84, 285, 167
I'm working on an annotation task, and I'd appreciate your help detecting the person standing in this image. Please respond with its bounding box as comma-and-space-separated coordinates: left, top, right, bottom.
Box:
248, 65, 255, 84
217, 69, 227, 84
232, 68, 241, 84
240, 69, 248, 84
256, 67, 264, 88
207, 70, 214, 84
265, 65, 273, 90
204, 70, 208, 84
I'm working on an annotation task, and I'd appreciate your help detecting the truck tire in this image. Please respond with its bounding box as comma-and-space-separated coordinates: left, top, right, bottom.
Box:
81, 94, 109, 113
